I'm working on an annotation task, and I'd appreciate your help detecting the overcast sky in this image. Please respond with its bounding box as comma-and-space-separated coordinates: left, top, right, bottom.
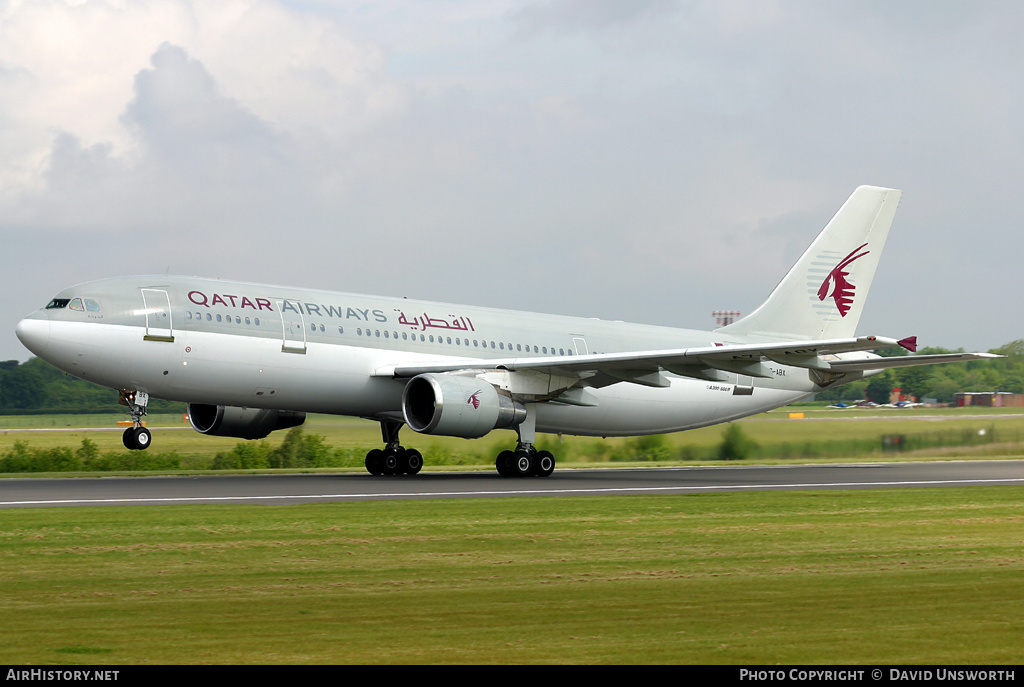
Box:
2, 0, 1021, 362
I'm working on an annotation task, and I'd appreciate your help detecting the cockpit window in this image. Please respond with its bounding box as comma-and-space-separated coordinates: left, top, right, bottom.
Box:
46, 298, 70, 309
85, 299, 101, 312
69, 298, 85, 312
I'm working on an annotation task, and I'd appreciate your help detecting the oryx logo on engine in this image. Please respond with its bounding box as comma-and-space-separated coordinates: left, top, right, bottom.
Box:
467, 390, 482, 410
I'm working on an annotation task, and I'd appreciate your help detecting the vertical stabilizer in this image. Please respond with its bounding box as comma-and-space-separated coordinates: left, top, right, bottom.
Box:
716, 186, 901, 341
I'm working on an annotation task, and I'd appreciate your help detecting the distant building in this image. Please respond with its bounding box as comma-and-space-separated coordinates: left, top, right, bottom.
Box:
889, 388, 915, 404
954, 392, 1024, 407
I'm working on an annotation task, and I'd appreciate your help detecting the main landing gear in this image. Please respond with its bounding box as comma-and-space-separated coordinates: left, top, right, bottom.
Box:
120, 390, 152, 451
364, 420, 423, 476
363, 413, 557, 478
495, 402, 555, 478
495, 445, 555, 478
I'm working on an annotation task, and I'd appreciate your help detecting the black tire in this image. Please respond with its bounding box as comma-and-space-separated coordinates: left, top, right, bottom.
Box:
122, 427, 136, 449
512, 450, 534, 478
382, 449, 400, 476
132, 426, 152, 451
495, 450, 515, 477
534, 450, 555, 477
402, 449, 423, 475
365, 448, 384, 475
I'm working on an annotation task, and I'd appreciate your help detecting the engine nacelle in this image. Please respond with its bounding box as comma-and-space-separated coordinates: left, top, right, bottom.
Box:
403, 373, 527, 439
187, 403, 306, 440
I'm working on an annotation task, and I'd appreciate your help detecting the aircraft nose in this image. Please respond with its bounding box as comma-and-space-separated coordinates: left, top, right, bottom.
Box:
15, 316, 50, 357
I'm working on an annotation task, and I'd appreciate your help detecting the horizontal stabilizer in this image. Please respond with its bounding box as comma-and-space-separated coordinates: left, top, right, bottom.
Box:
827, 352, 1001, 372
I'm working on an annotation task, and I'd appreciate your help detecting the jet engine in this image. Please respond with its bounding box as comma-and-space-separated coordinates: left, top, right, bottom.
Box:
402, 373, 527, 439
187, 403, 306, 440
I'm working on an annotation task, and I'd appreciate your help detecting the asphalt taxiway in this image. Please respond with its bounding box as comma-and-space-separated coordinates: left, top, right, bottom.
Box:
1, 460, 1022, 508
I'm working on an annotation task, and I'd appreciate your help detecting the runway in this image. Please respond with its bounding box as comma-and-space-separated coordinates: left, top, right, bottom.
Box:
2, 460, 1023, 508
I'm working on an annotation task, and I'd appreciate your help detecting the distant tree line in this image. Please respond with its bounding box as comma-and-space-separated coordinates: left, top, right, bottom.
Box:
1, 340, 1022, 412
0, 358, 184, 414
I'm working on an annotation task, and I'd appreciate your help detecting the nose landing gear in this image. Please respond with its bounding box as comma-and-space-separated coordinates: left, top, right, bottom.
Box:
120, 390, 151, 451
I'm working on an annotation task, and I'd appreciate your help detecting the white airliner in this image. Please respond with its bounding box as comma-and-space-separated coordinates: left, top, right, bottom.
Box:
15, 186, 996, 477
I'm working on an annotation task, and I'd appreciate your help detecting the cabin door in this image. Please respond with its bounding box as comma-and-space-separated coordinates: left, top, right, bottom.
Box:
278, 299, 307, 354
141, 289, 174, 342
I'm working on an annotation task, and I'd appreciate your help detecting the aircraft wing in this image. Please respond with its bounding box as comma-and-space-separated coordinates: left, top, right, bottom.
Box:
380, 335, 997, 389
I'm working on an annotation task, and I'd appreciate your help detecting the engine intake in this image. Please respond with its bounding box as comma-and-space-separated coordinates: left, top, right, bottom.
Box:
403, 373, 527, 438
187, 404, 306, 440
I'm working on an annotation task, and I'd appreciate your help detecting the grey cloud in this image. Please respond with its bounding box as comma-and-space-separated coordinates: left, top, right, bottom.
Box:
512, 0, 678, 34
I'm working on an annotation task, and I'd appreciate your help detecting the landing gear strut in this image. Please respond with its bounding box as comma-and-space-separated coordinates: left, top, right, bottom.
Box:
495, 403, 555, 478
120, 390, 151, 451
365, 420, 423, 476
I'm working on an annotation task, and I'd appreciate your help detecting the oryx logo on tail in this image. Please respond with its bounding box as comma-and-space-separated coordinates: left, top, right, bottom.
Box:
817, 243, 870, 317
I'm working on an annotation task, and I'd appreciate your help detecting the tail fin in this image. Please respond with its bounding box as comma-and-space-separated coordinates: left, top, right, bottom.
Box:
716, 186, 902, 341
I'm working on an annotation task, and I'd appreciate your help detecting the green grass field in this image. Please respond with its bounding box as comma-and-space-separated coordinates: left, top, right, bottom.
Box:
2, 409, 1022, 664
2, 487, 1022, 664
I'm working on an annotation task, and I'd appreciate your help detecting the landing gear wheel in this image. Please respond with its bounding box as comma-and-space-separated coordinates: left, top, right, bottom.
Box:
123, 426, 151, 451
133, 426, 152, 450
496, 450, 516, 477
365, 449, 384, 475
401, 449, 423, 475
512, 450, 535, 478
381, 448, 401, 476
533, 450, 555, 477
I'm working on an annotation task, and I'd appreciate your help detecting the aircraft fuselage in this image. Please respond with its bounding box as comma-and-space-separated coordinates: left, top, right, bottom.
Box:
16, 275, 820, 437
